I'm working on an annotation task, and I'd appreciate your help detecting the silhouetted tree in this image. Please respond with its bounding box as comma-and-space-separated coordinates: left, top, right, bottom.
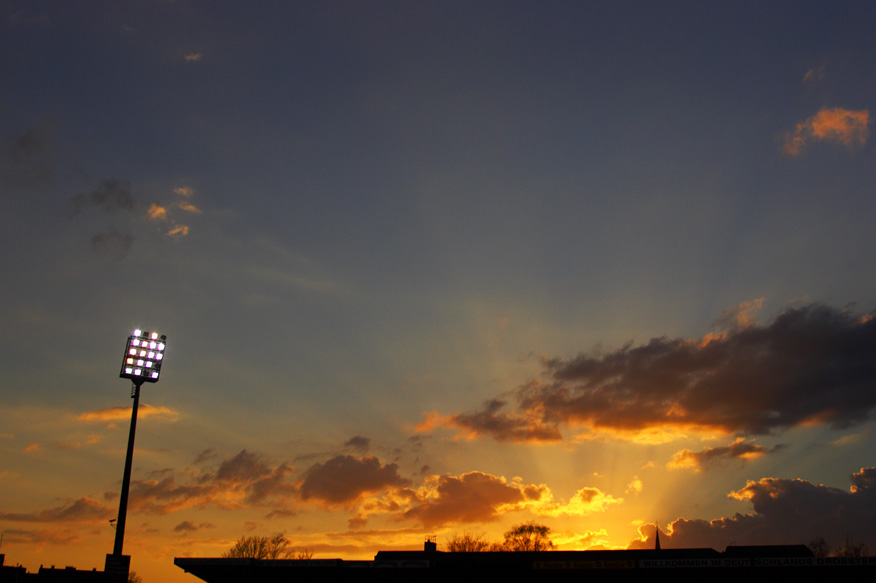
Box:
127, 572, 142, 583
223, 532, 312, 559
447, 532, 490, 552
835, 536, 868, 557
808, 536, 830, 557
496, 521, 555, 551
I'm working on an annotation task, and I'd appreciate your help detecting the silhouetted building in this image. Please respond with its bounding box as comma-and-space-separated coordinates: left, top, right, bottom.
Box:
174, 542, 876, 582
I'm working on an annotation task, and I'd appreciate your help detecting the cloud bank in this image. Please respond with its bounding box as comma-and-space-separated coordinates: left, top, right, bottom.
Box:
422, 303, 876, 442
630, 467, 876, 551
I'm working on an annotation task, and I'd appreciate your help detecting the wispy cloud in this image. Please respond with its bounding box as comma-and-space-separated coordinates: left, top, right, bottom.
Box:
70, 179, 135, 215
344, 435, 371, 453
0, 528, 81, 545
783, 107, 870, 156
144, 185, 200, 236
1, 122, 57, 191
67, 178, 201, 255
422, 303, 876, 442
802, 62, 826, 85
78, 404, 179, 422
0, 497, 114, 523
667, 438, 785, 471
183, 53, 202, 62
90, 228, 134, 260
176, 202, 202, 214
167, 224, 190, 237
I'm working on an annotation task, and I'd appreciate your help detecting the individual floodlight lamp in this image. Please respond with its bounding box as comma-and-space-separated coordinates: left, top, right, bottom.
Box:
108, 329, 167, 582
119, 329, 167, 383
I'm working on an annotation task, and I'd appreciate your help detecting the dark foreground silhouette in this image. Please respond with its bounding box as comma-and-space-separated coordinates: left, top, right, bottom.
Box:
174, 542, 876, 583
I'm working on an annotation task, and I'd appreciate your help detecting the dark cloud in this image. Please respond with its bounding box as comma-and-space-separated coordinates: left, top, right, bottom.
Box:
668, 439, 786, 471
628, 466, 876, 551
299, 455, 410, 505
851, 467, 876, 492
214, 449, 270, 483
1, 123, 57, 191
401, 471, 526, 528
90, 228, 133, 260
172, 520, 213, 533
247, 464, 297, 504
450, 398, 562, 443
193, 448, 216, 465
174, 520, 198, 532
129, 476, 215, 515
0, 497, 113, 523
344, 435, 371, 452
434, 304, 876, 441
70, 178, 135, 215
130, 450, 298, 513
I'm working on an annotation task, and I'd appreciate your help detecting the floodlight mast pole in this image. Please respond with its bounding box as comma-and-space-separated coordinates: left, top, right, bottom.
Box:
107, 329, 165, 582
112, 379, 143, 557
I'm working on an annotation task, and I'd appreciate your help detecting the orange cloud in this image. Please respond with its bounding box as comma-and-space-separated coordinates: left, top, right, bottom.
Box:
176, 201, 202, 214
417, 397, 562, 443
167, 224, 190, 237
78, 404, 179, 422
23, 443, 39, 452
626, 476, 643, 495
783, 107, 869, 156
183, 53, 202, 62
667, 438, 783, 471
533, 486, 623, 517
146, 203, 167, 221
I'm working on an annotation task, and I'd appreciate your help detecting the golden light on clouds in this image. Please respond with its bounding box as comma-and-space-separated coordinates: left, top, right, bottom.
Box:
78, 404, 179, 422
176, 201, 202, 213
626, 476, 643, 495
183, 53, 202, 62
146, 203, 167, 221
783, 107, 870, 156
532, 486, 623, 517
571, 425, 707, 445
143, 187, 199, 237
667, 438, 772, 472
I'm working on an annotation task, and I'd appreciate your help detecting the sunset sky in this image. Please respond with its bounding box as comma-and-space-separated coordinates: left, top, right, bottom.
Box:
2, 1, 876, 581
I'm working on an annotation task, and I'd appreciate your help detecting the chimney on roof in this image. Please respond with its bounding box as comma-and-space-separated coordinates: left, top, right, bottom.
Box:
425, 535, 437, 552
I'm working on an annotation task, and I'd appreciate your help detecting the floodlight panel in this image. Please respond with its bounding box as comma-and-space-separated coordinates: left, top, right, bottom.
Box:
119, 329, 166, 383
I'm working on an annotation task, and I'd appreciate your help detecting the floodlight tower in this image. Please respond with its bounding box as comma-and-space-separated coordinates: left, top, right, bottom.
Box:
106, 329, 166, 581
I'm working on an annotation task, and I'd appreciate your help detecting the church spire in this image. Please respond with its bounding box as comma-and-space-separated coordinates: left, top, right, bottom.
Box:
655, 523, 661, 551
